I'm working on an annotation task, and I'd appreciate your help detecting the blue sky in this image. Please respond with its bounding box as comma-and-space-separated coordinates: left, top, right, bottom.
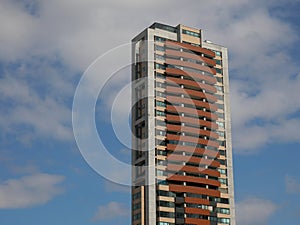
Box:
0, 0, 300, 225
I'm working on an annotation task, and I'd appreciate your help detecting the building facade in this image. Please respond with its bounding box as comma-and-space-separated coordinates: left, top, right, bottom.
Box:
131, 23, 235, 225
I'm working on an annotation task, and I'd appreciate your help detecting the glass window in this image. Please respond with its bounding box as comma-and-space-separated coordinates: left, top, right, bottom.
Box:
156, 101, 166, 107
151, 23, 177, 33
156, 139, 166, 146
155, 63, 166, 70
217, 131, 225, 137
155, 54, 165, 61
219, 178, 228, 185
155, 72, 165, 79
218, 168, 227, 175
155, 36, 166, 42
156, 81, 166, 88
155, 45, 165, 52
157, 150, 167, 156
217, 103, 224, 109
157, 200, 175, 207
157, 180, 168, 185
213, 50, 222, 57
157, 190, 176, 197
156, 129, 166, 136
210, 216, 218, 222
158, 222, 174, 225
217, 207, 230, 214
216, 77, 223, 83
216, 112, 224, 119
157, 159, 167, 166
215, 85, 223, 92
220, 198, 230, 204
133, 213, 141, 221
216, 68, 223, 74
216, 121, 225, 128
156, 110, 165, 117
133, 202, 141, 210
156, 91, 166, 98
219, 218, 230, 224
182, 29, 200, 38
156, 119, 166, 126
156, 170, 165, 176
133, 192, 141, 200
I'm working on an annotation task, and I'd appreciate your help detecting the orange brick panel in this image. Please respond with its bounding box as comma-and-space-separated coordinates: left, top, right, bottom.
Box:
166, 40, 215, 58
166, 58, 216, 75
185, 207, 210, 216
165, 49, 216, 67
169, 184, 220, 197
185, 218, 210, 225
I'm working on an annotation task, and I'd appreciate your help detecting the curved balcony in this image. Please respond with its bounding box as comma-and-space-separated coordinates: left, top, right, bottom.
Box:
166, 105, 218, 121
166, 86, 218, 103
166, 58, 216, 75
185, 207, 210, 216
167, 174, 220, 187
166, 67, 216, 85
167, 164, 220, 178
185, 218, 210, 225
165, 49, 216, 67
166, 95, 218, 112
166, 77, 217, 94
167, 154, 220, 168
166, 114, 218, 130
167, 144, 220, 158
185, 197, 210, 205
166, 134, 219, 148
169, 184, 220, 197
167, 124, 218, 140
166, 40, 215, 58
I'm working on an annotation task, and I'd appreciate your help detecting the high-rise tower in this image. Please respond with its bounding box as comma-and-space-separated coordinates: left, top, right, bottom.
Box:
131, 23, 235, 225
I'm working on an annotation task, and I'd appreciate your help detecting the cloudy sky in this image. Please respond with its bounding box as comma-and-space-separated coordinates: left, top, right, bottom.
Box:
1, 0, 300, 224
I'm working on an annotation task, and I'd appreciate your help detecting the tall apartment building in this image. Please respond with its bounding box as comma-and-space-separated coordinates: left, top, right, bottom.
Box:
131, 23, 235, 225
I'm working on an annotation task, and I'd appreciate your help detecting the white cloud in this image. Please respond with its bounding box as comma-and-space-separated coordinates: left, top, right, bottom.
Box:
92, 201, 129, 221
2, 0, 294, 71
0, 0, 38, 61
0, 75, 73, 141
231, 74, 300, 153
0, 173, 65, 209
286, 175, 300, 194
231, 74, 300, 128
0, 0, 299, 152
236, 197, 278, 225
